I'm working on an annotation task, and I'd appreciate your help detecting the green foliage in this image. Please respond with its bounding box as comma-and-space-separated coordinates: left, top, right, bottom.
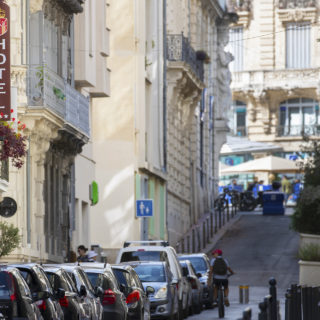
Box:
291, 138, 320, 234
299, 243, 320, 262
0, 222, 21, 257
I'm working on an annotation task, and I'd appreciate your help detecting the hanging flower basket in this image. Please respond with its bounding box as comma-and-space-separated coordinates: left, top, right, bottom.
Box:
0, 120, 27, 169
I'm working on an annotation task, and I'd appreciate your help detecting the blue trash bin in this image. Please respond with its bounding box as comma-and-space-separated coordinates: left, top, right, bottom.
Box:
262, 192, 285, 215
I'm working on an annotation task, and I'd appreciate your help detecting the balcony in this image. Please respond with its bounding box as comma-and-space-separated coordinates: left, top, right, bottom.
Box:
231, 68, 320, 93
167, 34, 204, 82
277, 124, 320, 137
278, 0, 316, 9
28, 65, 90, 137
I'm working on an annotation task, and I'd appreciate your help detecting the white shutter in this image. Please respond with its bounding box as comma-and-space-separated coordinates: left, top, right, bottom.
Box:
286, 22, 310, 69
229, 27, 243, 72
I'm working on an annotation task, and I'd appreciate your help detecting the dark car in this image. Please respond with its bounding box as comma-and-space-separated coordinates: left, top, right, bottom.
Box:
10, 263, 64, 320
179, 260, 203, 314
126, 261, 179, 320
112, 264, 151, 320
178, 253, 213, 308
43, 265, 90, 319
59, 264, 103, 320
80, 262, 128, 320
0, 266, 43, 319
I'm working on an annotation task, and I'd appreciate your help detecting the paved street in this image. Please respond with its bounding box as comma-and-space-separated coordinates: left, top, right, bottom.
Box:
190, 209, 299, 319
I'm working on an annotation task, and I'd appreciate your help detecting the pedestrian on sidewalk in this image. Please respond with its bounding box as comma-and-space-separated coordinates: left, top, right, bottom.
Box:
87, 250, 98, 262
208, 249, 234, 307
77, 245, 89, 262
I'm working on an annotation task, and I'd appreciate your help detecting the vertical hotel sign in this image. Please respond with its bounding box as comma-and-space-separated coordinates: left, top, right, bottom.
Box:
0, 1, 10, 120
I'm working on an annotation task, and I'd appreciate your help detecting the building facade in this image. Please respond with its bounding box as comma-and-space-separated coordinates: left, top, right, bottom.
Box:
166, 0, 234, 252
228, 0, 320, 159
0, 0, 107, 263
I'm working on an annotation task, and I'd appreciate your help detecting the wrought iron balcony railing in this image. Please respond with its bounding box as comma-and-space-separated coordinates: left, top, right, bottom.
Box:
277, 124, 320, 137
167, 34, 204, 82
277, 0, 316, 9
28, 65, 90, 137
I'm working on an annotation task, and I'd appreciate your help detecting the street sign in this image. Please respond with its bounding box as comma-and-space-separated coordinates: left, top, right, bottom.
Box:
136, 199, 153, 218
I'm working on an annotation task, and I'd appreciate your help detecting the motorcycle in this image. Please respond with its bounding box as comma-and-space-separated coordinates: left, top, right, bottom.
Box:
239, 190, 257, 211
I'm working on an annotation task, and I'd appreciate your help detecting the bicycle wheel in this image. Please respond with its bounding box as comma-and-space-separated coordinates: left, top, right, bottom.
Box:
218, 288, 225, 318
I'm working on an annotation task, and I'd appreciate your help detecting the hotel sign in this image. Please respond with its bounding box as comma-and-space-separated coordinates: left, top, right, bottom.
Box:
0, 1, 10, 120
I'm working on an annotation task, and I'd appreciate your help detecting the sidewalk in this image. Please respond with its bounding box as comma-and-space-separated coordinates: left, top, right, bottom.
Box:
189, 285, 286, 319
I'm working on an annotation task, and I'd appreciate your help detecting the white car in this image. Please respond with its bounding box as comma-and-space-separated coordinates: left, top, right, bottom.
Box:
116, 241, 189, 320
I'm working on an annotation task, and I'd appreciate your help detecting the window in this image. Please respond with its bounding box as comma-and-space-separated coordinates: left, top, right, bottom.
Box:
229, 27, 243, 72
229, 101, 247, 136
279, 98, 319, 136
286, 22, 311, 69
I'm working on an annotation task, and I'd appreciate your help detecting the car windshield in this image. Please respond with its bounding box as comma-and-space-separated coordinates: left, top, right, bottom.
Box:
182, 257, 208, 273
133, 264, 166, 283
121, 251, 168, 262
0, 271, 14, 298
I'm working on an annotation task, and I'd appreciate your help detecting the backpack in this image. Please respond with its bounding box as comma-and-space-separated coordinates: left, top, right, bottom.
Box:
212, 257, 228, 275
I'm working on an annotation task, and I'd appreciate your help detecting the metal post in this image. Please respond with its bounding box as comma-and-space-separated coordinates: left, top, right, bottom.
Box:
290, 284, 298, 320
243, 307, 252, 320
269, 278, 278, 320
218, 205, 221, 229
239, 285, 249, 304
259, 300, 268, 320
285, 288, 292, 320
264, 295, 272, 320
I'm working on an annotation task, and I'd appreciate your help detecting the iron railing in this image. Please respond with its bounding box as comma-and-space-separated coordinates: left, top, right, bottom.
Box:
277, 125, 320, 137
167, 34, 204, 82
278, 0, 316, 9
27, 65, 90, 137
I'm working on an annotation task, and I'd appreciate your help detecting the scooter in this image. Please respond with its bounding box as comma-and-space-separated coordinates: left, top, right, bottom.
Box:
239, 191, 257, 211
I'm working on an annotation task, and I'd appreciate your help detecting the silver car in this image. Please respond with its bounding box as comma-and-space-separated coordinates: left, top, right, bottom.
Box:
125, 261, 179, 319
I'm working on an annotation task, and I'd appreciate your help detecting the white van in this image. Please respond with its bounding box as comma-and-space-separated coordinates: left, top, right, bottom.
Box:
116, 241, 189, 319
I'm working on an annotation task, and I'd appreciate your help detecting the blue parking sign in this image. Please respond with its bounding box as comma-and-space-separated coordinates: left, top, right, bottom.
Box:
136, 200, 153, 217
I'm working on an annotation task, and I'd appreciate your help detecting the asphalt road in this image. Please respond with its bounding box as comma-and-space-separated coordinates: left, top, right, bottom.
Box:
189, 211, 300, 319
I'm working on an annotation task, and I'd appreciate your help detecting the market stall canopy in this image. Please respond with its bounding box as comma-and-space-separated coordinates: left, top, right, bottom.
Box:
220, 155, 301, 174
220, 136, 282, 156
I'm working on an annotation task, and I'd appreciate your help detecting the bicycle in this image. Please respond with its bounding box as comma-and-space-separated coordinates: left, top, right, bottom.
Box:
213, 274, 233, 319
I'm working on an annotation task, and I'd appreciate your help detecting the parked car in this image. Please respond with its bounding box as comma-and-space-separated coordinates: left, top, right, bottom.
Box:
10, 263, 64, 320
58, 264, 103, 320
178, 253, 213, 308
0, 266, 43, 319
179, 260, 203, 314
116, 240, 189, 319
112, 264, 151, 320
80, 262, 128, 320
43, 265, 90, 319
126, 261, 179, 320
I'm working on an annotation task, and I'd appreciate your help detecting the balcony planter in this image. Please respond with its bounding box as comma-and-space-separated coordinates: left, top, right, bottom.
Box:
0, 121, 27, 169
300, 233, 320, 249
299, 260, 320, 286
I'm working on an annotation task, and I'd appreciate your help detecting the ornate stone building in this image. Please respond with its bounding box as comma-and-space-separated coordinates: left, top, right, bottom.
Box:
228, 0, 320, 158
166, 0, 235, 251
1, 0, 108, 262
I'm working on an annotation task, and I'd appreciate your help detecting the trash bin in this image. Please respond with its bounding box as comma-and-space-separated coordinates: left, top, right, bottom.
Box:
262, 192, 285, 215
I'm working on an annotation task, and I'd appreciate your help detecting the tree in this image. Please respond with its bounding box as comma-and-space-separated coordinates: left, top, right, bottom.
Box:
0, 221, 21, 257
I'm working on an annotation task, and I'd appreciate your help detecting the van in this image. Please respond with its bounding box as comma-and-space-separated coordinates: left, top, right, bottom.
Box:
115, 240, 189, 319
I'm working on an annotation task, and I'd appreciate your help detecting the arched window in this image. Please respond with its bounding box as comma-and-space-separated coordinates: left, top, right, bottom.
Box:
279, 98, 319, 136
229, 100, 247, 136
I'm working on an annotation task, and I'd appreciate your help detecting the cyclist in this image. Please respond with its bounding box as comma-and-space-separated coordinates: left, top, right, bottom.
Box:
207, 249, 234, 307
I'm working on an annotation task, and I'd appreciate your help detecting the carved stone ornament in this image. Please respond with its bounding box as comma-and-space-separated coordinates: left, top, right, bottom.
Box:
277, 7, 317, 23
277, 0, 316, 9
227, 0, 252, 12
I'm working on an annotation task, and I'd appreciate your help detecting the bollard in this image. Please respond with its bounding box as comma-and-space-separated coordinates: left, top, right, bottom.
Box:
285, 288, 292, 320
259, 300, 268, 320
239, 285, 249, 304
243, 307, 252, 320
269, 277, 278, 320
264, 295, 272, 320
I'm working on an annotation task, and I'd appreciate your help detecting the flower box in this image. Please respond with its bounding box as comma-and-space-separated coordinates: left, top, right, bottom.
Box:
299, 260, 320, 286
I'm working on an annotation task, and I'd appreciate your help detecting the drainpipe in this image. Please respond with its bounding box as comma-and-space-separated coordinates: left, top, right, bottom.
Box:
27, 137, 31, 244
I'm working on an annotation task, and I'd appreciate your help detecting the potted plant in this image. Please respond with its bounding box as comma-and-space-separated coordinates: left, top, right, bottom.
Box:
0, 221, 20, 259
0, 118, 27, 169
196, 50, 210, 64
298, 243, 320, 286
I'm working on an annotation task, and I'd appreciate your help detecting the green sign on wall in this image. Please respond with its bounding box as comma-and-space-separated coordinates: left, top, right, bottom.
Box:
90, 181, 99, 206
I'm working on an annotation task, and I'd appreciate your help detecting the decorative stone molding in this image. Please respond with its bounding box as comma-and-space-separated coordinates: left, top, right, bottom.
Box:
277, 0, 316, 9
227, 0, 252, 12
11, 66, 27, 102
277, 7, 317, 23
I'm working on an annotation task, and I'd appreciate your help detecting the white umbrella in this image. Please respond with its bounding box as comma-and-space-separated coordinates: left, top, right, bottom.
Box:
220, 155, 301, 174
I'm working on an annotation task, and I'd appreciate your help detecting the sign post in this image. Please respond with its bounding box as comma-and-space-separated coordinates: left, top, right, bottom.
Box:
0, 1, 10, 120
136, 199, 153, 240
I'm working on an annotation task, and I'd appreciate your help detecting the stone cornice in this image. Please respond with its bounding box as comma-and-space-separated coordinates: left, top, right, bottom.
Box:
277, 7, 317, 23
231, 10, 251, 27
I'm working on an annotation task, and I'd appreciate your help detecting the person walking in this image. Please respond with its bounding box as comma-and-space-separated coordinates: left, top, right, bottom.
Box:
77, 245, 89, 262
207, 249, 234, 307
281, 175, 292, 203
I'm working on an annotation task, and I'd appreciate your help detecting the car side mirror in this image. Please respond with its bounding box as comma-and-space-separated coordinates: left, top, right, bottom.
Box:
145, 286, 155, 296
79, 285, 87, 297
95, 286, 104, 297
32, 291, 50, 301
57, 288, 65, 299
197, 273, 202, 278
